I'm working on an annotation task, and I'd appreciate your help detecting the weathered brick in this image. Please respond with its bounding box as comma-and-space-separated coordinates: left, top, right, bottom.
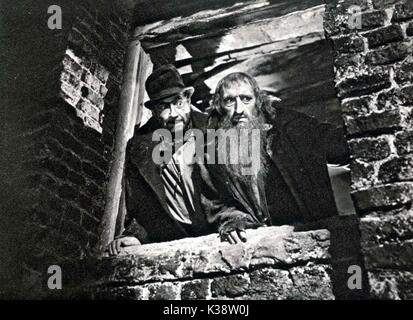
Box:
345, 109, 402, 136
334, 54, 363, 72
147, 283, 179, 300
66, 169, 87, 187
61, 70, 82, 88
342, 96, 373, 116
181, 280, 210, 300
377, 86, 413, 109
82, 161, 105, 182
60, 78, 82, 106
75, 21, 105, 51
62, 55, 84, 79
360, 210, 413, 247
324, 1, 369, 36
40, 158, 69, 180
368, 270, 413, 299
333, 35, 365, 53
364, 25, 404, 48
395, 58, 413, 85
288, 265, 334, 300
53, 129, 84, 156
363, 240, 413, 270
35, 188, 65, 218
248, 265, 334, 300
81, 87, 104, 110
43, 138, 65, 159
82, 115, 102, 133
337, 69, 391, 98
247, 268, 294, 299
360, 10, 388, 29
68, 29, 97, 57
77, 192, 94, 211
379, 155, 413, 182
352, 182, 413, 211
395, 130, 413, 154
94, 286, 145, 300
82, 72, 102, 92
349, 136, 391, 161
76, 99, 101, 122
80, 212, 100, 232
93, 64, 110, 83
58, 184, 78, 201
366, 42, 410, 65
61, 150, 82, 173
350, 160, 376, 189
392, 3, 413, 22
100, 85, 108, 97
373, 0, 404, 10
82, 147, 109, 173
64, 203, 83, 225
211, 274, 250, 298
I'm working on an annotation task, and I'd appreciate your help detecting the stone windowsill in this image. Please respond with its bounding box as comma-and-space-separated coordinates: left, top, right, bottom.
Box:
67, 226, 334, 300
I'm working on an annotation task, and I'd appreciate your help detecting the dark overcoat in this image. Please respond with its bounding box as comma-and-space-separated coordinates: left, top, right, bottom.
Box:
194, 103, 340, 236
122, 109, 208, 243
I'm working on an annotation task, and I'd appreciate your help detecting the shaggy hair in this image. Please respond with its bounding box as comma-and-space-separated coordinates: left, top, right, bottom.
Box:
208, 72, 277, 129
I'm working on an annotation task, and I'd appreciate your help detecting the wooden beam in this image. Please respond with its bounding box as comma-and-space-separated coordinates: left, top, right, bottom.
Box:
142, 5, 325, 55
129, 0, 325, 30
134, 3, 325, 47
96, 40, 142, 255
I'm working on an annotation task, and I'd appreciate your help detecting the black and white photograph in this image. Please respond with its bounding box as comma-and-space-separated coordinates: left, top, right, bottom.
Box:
0, 0, 412, 304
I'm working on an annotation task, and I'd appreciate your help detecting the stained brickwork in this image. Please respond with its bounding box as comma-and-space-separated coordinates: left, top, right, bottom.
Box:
2, 0, 412, 300
325, 0, 413, 299
0, 0, 131, 298
63, 227, 335, 300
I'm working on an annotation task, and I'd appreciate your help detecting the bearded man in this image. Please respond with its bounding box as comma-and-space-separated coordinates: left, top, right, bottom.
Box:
187, 72, 340, 244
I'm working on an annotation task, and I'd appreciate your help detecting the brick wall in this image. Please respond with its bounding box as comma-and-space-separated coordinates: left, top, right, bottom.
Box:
64, 227, 335, 300
0, 0, 131, 298
325, 0, 413, 299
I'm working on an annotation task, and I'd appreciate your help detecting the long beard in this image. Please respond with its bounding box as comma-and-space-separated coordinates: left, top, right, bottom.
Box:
215, 115, 269, 179
211, 116, 272, 222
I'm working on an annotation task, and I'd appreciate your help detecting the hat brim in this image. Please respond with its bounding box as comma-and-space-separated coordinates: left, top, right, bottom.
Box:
144, 87, 194, 109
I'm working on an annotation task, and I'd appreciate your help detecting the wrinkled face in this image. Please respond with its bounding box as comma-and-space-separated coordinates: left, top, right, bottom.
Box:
153, 93, 191, 132
218, 81, 258, 127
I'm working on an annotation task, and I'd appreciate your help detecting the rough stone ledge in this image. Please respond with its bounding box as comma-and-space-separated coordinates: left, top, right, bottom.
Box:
369, 269, 413, 300
90, 263, 334, 300
65, 226, 331, 290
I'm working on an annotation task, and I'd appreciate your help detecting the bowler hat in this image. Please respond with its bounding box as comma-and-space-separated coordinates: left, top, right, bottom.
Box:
144, 64, 194, 109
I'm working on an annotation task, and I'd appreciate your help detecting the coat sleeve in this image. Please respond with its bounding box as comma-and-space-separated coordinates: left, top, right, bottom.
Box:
268, 107, 339, 221
117, 139, 154, 243
195, 162, 264, 236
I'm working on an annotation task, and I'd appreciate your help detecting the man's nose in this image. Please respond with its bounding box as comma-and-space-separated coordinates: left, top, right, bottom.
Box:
234, 97, 245, 114
170, 104, 178, 118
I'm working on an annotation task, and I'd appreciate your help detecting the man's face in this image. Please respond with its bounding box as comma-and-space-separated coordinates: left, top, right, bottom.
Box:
218, 81, 258, 127
154, 93, 191, 132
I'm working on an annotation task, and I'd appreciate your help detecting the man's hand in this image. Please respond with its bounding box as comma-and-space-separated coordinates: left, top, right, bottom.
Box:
107, 236, 141, 256
220, 229, 247, 244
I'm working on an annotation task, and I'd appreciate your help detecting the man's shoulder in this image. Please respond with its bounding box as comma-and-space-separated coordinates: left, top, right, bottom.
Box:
126, 117, 159, 162
269, 103, 320, 135
133, 117, 160, 137
190, 106, 208, 130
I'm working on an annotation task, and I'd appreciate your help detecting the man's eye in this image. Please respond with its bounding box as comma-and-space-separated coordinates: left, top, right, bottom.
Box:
224, 98, 235, 105
241, 96, 253, 103
174, 98, 185, 108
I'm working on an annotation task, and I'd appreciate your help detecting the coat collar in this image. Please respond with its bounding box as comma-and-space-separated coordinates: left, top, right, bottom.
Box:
127, 106, 208, 212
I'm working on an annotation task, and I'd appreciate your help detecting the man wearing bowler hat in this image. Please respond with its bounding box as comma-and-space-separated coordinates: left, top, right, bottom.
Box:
107, 64, 208, 255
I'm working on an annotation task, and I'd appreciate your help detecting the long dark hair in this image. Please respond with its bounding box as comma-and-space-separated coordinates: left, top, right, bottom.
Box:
207, 72, 277, 129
